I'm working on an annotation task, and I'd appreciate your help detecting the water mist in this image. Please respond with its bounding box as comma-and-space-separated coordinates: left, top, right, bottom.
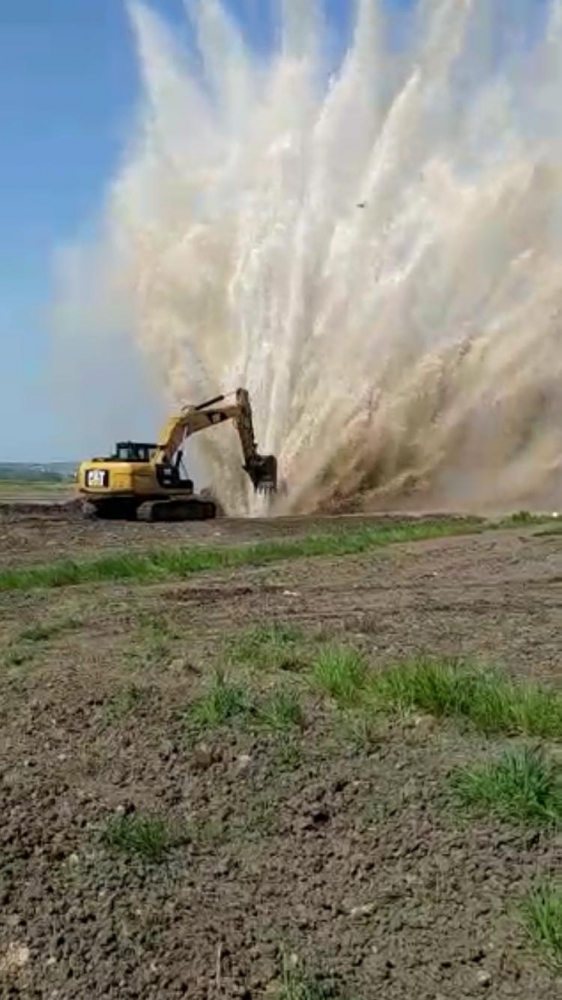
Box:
60, 0, 562, 515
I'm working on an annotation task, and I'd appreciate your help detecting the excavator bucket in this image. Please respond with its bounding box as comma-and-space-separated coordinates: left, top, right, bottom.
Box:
244, 454, 278, 494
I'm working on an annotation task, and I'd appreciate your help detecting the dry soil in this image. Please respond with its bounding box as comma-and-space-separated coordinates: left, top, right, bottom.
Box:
0, 510, 561, 999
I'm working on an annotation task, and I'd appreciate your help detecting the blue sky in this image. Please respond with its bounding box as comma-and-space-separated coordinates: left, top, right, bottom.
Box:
0, 0, 362, 461
1, 0, 178, 460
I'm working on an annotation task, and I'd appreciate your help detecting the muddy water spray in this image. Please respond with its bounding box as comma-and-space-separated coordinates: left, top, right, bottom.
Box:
70, 0, 562, 514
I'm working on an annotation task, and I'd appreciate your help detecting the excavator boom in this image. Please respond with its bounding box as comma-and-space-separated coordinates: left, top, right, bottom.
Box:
155, 388, 277, 494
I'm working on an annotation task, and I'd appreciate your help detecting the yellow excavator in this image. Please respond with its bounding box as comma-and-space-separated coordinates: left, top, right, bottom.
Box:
77, 388, 277, 521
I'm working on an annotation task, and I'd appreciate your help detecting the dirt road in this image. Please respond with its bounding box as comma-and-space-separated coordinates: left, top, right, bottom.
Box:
0, 514, 560, 998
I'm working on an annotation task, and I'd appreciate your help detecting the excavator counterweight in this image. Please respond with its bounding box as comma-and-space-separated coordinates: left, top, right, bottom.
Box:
77, 388, 277, 521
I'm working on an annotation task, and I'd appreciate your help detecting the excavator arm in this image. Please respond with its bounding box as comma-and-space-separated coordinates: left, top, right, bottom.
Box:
154, 388, 277, 493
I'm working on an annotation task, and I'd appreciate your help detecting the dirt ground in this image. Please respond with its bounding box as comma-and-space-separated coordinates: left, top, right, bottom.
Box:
0, 512, 561, 999
0, 503, 478, 567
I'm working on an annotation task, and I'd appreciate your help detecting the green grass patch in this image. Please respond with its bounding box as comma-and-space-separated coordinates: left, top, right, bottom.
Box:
0, 519, 483, 593
495, 512, 562, 531
500, 510, 546, 527
278, 958, 343, 999
185, 672, 304, 734
228, 622, 307, 672
370, 657, 562, 738
522, 883, 562, 968
101, 812, 176, 862
311, 645, 369, 707
451, 747, 562, 827
185, 672, 254, 730
258, 689, 305, 731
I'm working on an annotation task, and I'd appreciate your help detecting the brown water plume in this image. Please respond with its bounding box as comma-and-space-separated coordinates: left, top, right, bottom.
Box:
57, 0, 562, 515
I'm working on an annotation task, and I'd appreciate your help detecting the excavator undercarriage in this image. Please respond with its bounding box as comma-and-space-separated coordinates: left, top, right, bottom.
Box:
137, 497, 218, 522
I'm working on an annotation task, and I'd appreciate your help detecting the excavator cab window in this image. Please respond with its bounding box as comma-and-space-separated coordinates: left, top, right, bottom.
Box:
113, 442, 157, 462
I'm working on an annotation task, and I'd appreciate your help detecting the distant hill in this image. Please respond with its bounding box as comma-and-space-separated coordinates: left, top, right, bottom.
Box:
0, 462, 77, 483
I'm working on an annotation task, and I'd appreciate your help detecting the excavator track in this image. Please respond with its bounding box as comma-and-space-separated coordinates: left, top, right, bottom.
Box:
84, 500, 140, 521
137, 498, 217, 522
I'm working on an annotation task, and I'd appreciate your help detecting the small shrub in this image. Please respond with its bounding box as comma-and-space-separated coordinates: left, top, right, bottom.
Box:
522, 883, 562, 967
451, 747, 562, 827
509, 510, 534, 525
